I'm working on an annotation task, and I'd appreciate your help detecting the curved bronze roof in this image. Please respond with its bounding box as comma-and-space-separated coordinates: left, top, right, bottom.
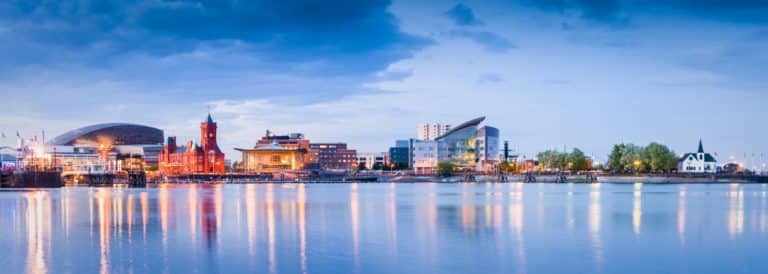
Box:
50, 123, 164, 146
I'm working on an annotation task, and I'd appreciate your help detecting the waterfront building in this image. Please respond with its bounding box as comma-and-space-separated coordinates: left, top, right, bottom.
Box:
236, 141, 307, 172
158, 114, 225, 175
310, 143, 357, 170
410, 139, 438, 174
357, 152, 386, 170
475, 126, 500, 171
435, 117, 500, 171
389, 140, 410, 170
678, 140, 717, 173
418, 123, 452, 140
35, 123, 164, 173
256, 131, 317, 165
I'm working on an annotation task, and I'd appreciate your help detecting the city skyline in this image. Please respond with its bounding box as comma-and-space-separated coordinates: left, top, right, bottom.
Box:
1, 1, 767, 164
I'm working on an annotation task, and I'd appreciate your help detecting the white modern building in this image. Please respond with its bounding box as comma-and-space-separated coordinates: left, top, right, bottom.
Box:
418, 123, 452, 141
678, 140, 717, 173
357, 152, 386, 170
475, 126, 500, 171
410, 139, 438, 174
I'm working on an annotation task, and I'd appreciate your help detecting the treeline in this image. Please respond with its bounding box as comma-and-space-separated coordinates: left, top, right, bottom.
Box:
536, 148, 591, 171
607, 142, 678, 173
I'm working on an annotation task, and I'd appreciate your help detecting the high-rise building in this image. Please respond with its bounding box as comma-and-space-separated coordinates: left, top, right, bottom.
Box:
418, 123, 452, 140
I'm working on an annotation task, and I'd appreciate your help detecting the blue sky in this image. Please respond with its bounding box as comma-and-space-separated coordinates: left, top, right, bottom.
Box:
1, 0, 767, 167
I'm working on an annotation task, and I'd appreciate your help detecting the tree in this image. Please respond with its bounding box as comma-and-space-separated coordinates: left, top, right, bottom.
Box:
372, 162, 383, 170
621, 144, 646, 172
643, 142, 678, 172
537, 150, 567, 170
608, 144, 626, 172
608, 142, 678, 173
568, 148, 589, 171
357, 163, 367, 171
538, 149, 587, 171
437, 161, 455, 177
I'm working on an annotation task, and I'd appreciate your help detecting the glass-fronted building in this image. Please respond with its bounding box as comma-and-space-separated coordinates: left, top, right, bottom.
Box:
435, 117, 500, 171
436, 117, 485, 170
388, 140, 410, 170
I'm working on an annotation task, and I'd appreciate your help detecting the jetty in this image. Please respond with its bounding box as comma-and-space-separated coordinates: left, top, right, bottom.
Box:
1, 170, 63, 188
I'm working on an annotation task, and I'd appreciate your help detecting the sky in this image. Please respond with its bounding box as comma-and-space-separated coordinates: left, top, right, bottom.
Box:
0, 0, 767, 167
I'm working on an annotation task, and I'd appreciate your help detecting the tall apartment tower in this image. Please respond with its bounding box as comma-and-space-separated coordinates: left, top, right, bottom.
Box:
418, 123, 452, 140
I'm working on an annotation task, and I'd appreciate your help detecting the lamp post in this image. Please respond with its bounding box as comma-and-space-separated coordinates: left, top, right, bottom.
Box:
633, 160, 642, 174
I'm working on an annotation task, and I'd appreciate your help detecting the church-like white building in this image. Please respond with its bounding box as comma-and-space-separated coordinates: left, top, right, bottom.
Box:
678, 140, 717, 173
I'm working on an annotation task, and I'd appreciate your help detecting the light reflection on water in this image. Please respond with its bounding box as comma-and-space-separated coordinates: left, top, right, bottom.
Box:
2, 183, 768, 273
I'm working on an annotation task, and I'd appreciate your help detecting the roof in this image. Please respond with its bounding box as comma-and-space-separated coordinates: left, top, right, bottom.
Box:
254, 142, 286, 151
207, 113, 214, 124
49, 123, 163, 146
435, 116, 485, 140
237, 141, 290, 152
679, 152, 717, 163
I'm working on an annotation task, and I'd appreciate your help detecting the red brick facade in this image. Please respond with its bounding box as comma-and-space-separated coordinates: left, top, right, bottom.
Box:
159, 114, 225, 175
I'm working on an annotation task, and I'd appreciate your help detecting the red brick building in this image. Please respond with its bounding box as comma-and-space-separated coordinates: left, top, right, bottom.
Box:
309, 143, 357, 170
159, 114, 225, 174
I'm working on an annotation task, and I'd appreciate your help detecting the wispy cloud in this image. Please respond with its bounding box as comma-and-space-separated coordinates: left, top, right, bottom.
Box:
445, 4, 484, 26
447, 30, 517, 53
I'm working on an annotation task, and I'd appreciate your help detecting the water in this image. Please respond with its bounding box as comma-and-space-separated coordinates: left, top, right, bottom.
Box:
1, 182, 767, 274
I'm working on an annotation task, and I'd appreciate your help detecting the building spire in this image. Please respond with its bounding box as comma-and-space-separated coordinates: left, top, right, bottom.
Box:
698, 139, 704, 153
206, 107, 214, 124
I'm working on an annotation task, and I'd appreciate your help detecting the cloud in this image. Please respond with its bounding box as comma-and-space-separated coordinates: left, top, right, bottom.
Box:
522, 0, 627, 24
448, 30, 517, 53
648, 0, 768, 23
0, 0, 431, 76
445, 3, 483, 26
522, 0, 768, 25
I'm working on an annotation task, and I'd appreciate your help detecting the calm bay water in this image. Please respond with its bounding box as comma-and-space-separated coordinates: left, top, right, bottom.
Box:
1, 182, 767, 274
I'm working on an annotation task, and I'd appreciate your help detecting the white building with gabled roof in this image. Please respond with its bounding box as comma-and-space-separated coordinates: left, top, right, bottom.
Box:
678, 140, 717, 173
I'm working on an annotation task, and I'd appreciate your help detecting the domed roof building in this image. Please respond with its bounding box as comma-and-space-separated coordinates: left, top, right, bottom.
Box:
49, 123, 163, 146
42, 123, 165, 172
